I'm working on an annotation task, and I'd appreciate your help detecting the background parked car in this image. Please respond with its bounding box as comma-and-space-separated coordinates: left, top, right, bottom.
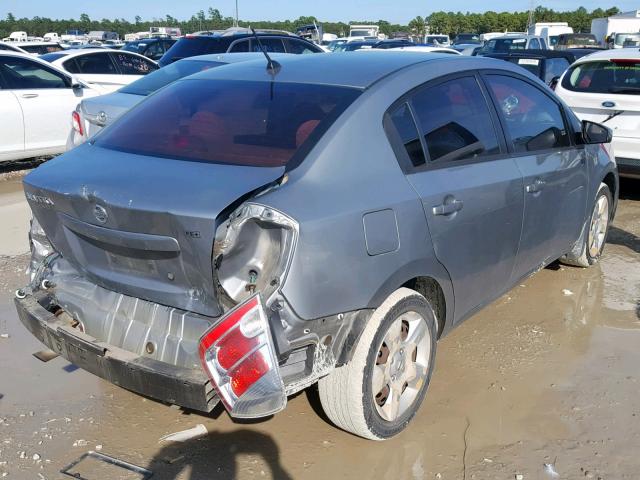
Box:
333, 40, 377, 52
40, 48, 158, 92
555, 48, 640, 178
424, 34, 451, 46
67, 52, 291, 147
483, 49, 575, 86
158, 28, 323, 66
0, 52, 98, 162
565, 47, 607, 60
121, 37, 176, 61
452, 33, 481, 45
0, 41, 27, 53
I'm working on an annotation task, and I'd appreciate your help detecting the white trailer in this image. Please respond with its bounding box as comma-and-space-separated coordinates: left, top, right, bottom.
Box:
528, 22, 574, 49
591, 10, 640, 47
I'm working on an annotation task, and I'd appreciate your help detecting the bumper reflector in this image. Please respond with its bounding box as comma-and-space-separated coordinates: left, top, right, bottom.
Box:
198, 294, 286, 418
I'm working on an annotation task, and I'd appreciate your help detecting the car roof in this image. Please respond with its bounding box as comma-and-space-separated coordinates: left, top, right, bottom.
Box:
485, 49, 575, 59
573, 47, 640, 63
492, 35, 541, 40
0, 50, 76, 76
182, 51, 479, 89
49, 48, 158, 63
185, 52, 291, 64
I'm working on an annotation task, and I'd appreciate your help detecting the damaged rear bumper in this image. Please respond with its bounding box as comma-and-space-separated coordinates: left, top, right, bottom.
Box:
15, 293, 218, 413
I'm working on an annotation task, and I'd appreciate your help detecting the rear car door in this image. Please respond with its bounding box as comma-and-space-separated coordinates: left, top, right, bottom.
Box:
0, 61, 25, 158
482, 72, 587, 282
64, 52, 120, 91
110, 52, 157, 84
387, 73, 524, 321
1, 55, 79, 153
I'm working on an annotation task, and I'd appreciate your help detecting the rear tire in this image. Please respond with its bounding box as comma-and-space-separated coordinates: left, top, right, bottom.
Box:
562, 182, 612, 268
318, 288, 437, 440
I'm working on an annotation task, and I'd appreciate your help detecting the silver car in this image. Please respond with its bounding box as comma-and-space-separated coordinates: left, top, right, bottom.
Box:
16, 52, 618, 440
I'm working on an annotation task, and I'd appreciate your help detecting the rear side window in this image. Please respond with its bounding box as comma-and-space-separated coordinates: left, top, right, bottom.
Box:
411, 76, 500, 163
111, 53, 157, 75
485, 74, 570, 153
387, 104, 426, 167
65, 53, 117, 74
252, 38, 285, 53
561, 60, 640, 94
284, 38, 319, 54
94, 79, 361, 167
228, 39, 250, 52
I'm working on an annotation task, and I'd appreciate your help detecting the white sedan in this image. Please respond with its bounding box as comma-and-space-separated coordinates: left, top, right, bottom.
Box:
40, 48, 158, 92
555, 48, 640, 178
0, 52, 101, 163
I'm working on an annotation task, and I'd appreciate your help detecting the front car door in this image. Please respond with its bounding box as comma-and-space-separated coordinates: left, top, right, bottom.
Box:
387, 73, 524, 322
1, 55, 81, 155
482, 72, 588, 283
0, 60, 25, 159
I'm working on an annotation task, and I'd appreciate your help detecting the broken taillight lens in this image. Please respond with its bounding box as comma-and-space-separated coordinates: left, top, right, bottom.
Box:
198, 294, 286, 418
71, 110, 83, 136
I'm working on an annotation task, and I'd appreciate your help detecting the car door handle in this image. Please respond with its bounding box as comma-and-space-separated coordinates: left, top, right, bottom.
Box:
525, 179, 546, 193
432, 199, 464, 216
20, 93, 39, 98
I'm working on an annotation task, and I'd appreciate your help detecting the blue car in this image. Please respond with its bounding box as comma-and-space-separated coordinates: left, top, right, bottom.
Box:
16, 52, 617, 440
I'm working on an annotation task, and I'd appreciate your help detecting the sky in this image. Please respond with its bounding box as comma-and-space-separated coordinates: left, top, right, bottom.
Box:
1, 0, 637, 25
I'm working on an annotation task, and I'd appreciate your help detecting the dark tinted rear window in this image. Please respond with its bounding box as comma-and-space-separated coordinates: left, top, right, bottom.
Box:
562, 60, 640, 94
119, 59, 223, 96
161, 37, 224, 63
95, 79, 360, 167
39, 52, 69, 63
505, 57, 542, 77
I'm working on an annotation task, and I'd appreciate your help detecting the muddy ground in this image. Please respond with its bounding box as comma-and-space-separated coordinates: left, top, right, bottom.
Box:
0, 173, 638, 480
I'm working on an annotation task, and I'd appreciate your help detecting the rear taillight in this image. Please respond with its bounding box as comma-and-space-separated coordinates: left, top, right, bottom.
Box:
71, 110, 83, 136
199, 294, 286, 418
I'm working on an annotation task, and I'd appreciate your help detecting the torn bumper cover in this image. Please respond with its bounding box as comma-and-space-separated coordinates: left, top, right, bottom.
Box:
14, 293, 218, 412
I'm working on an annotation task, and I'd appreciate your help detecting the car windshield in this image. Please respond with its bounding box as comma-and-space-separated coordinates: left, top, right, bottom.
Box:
549, 36, 560, 47
615, 33, 640, 46
119, 59, 224, 96
39, 52, 69, 62
562, 60, 640, 94
95, 79, 361, 167
506, 57, 542, 77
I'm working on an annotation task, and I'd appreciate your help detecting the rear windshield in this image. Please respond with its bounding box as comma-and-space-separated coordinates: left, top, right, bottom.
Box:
22, 44, 63, 54
562, 60, 640, 94
95, 79, 361, 167
39, 52, 69, 63
119, 59, 224, 96
486, 38, 527, 52
560, 34, 597, 46
506, 57, 542, 77
161, 37, 222, 63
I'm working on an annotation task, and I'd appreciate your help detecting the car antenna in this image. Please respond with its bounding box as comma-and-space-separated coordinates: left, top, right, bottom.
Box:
251, 28, 281, 75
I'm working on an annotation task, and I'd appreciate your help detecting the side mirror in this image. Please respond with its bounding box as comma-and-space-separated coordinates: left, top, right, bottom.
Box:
549, 76, 560, 90
582, 120, 612, 145
71, 80, 83, 91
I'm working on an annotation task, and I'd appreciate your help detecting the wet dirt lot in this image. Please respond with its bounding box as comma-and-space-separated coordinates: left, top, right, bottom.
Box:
0, 174, 638, 480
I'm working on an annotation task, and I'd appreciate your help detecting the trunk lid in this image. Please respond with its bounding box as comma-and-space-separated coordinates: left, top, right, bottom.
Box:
24, 144, 284, 317
563, 91, 640, 139
81, 92, 143, 136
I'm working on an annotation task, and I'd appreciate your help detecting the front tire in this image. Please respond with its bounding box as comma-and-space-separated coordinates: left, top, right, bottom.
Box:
318, 288, 437, 440
562, 182, 612, 268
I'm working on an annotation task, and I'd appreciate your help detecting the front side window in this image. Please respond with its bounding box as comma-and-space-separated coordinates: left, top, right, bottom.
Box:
544, 58, 569, 84
94, 79, 361, 167
111, 53, 157, 75
485, 74, 570, 153
65, 53, 117, 74
411, 76, 500, 163
0, 57, 69, 89
228, 39, 250, 53
561, 60, 640, 94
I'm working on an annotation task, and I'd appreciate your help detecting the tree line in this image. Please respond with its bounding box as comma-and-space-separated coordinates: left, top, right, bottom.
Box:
0, 6, 622, 41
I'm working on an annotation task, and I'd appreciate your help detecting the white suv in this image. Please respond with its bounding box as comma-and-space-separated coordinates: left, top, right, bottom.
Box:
556, 48, 640, 178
